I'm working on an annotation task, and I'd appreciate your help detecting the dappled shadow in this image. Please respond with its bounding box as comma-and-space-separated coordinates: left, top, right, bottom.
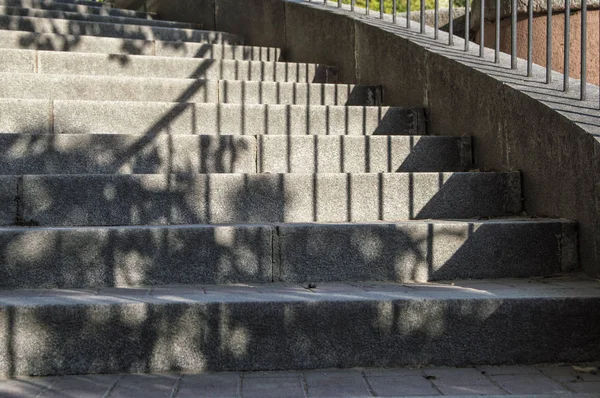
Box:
0, 0, 584, 378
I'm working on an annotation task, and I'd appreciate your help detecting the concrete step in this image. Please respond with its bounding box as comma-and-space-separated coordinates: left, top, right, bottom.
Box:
0, 30, 282, 60
0, 134, 471, 175
0, 134, 472, 175
0, 74, 381, 105
0, 219, 577, 289
0, 0, 153, 18
0, 14, 243, 44
0, 277, 596, 376
0, 48, 337, 83
3, 172, 521, 227
0, 100, 423, 136
0, 6, 196, 29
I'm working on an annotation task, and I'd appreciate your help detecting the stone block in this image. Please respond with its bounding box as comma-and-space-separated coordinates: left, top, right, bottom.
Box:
0, 0, 153, 18
20, 172, 521, 226
0, 99, 51, 134
0, 14, 242, 44
219, 81, 382, 106
0, 176, 17, 226
1, 281, 599, 375
0, 46, 34, 73
277, 219, 575, 282
258, 135, 471, 173
154, 41, 282, 61
35, 50, 336, 82
0, 134, 256, 175
0, 29, 155, 55
0, 73, 218, 103
0, 224, 274, 289
0, 5, 196, 29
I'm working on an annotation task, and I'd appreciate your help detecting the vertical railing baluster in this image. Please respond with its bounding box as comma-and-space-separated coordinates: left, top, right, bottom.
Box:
434, 0, 439, 38
407, 0, 411, 28
420, 0, 425, 33
495, 0, 500, 62
480, 0, 485, 56
564, 0, 570, 91
581, 0, 587, 100
338, 0, 341, 7
351, 0, 355, 11
465, 0, 470, 50
366, 0, 370, 15
527, 0, 533, 75
546, 0, 552, 83
380, 0, 384, 18
449, 0, 454, 45
511, 0, 517, 68
393, 0, 397, 23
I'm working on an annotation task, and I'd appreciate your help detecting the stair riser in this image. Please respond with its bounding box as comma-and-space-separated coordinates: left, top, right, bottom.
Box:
13, 173, 521, 226
1, 49, 337, 83
0, 220, 575, 289
0, 100, 423, 136
0, 31, 281, 60
0, 0, 151, 18
0, 75, 379, 105
0, 6, 195, 29
1, 295, 596, 376
0, 134, 471, 175
0, 15, 243, 44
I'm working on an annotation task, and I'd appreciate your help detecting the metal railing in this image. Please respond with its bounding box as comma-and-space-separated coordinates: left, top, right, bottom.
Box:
310, 0, 595, 103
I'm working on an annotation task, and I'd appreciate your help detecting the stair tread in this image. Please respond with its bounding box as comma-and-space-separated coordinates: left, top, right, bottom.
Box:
0, 29, 282, 60
0, 6, 197, 29
0, 217, 574, 230
2, 277, 598, 305
1, 48, 336, 83
0, 14, 244, 44
0, 0, 153, 18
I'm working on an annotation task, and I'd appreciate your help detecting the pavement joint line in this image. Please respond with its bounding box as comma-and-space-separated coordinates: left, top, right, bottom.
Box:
301, 371, 310, 398
361, 369, 377, 397
480, 368, 510, 394
34, 375, 59, 398
101, 374, 123, 398
168, 374, 183, 398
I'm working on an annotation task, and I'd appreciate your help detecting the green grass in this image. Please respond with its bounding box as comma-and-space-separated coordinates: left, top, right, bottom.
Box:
341, 0, 466, 13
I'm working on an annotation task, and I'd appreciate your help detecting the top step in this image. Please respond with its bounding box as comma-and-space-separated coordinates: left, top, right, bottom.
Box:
0, 14, 244, 44
0, 6, 198, 30
0, 0, 154, 19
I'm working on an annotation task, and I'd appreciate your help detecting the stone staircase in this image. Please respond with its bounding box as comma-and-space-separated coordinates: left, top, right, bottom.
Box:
0, 0, 598, 377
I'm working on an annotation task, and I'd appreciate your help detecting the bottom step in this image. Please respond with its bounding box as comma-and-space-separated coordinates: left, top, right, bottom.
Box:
0, 277, 599, 376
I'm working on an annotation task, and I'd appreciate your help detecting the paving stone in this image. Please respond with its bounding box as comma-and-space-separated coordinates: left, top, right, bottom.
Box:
539, 364, 600, 382
424, 367, 492, 385
568, 381, 600, 393
434, 383, 508, 395
106, 374, 179, 398
0, 377, 58, 396
304, 370, 370, 398
365, 374, 441, 396
491, 373, 571, 394
244, 371, 303, 378
478, 365, 542, 375
363, 368, 424, 377
242, 376, 304, 398
177, 373, 240, 398
40, 374, 118, 397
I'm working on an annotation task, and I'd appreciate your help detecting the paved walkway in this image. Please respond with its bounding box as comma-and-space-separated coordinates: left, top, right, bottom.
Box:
1, 364, 600, 397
